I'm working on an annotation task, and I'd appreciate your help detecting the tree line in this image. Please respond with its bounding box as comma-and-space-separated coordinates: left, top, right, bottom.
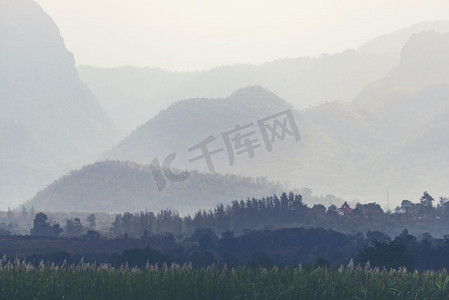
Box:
2, 191, 448, 238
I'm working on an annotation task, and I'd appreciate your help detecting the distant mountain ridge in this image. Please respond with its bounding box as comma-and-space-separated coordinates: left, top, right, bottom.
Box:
306, 30, 449, 203
78, 21, 449, 137
104, 86, 294, 164
358, 20, 449, 56
78, 51, 395, 136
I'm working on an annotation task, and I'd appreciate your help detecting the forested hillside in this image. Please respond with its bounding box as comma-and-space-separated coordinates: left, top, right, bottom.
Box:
27, 161, 284, 213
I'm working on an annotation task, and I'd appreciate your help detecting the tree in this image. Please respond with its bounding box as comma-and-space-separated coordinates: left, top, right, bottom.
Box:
437, 197, 449, 218
355, 203, 384, 220
311, 204, 326, 217
30, 212, 62, 237
420, 191, 434, 208
419, 191, 435, 218
111, 215, 123, 236
400, 200, 415, 220
359, 240, 414, 270
290, 194, 304, 212
65, 218, 83, 237
87, 213, 96, 229
280, 192, 289, 210
6, 208, 13, 220
21, 205, 28, 219
84, 230, 100, 240
193, 228, 218, 251
122, 212, 138, 236
366, 230, 390, 245
326, 204, 338, 216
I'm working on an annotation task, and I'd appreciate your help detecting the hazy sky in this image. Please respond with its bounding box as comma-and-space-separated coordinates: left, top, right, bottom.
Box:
35, 0, 449, 71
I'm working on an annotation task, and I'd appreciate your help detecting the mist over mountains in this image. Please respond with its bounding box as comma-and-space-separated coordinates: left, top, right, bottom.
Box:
78, 21, 449, 137
1, 0, 448, 213
78, 52, 395, 136
101, 31, 449, 208
306, 31, 449, 204
357, 20, 449, 56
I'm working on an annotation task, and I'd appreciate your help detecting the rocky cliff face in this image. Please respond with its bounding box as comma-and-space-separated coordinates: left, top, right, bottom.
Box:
0, 0, 114, 207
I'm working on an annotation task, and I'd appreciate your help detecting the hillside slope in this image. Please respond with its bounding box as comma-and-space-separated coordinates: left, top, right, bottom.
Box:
27, 161, 285, 213
0, 0, 115, 207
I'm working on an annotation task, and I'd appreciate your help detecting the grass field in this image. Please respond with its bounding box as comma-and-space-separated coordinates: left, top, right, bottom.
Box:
1, 259, 449, 299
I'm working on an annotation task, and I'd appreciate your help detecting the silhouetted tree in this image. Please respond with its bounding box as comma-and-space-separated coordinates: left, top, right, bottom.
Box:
87, 213, 96, 229
30, 212, 62, 237
65, 218, 83, 237
419, 191, 435, 218
21, 205, 27, 220
400, 200, 415, 221
359, 240, 414, 270
6, 208, 13, 220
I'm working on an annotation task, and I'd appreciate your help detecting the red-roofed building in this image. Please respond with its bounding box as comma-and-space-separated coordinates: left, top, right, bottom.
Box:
335, 202, 353, 216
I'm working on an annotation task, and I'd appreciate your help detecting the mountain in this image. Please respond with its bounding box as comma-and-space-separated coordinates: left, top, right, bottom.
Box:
105, 85, 294, 163
305, 31, 449, 204
78, 21, 449, 137
76, 66, 196, 137
78, 51, 395, 136
26, 161, 285, 213
11, 8, 449, 212
27, 29, 449, 213
27, 86, 344, 213
358, 20, 449, 56
103, 86, 348, 200
0, 0, 115, 208
354, 31, 449, 135
101, 31, 449, 208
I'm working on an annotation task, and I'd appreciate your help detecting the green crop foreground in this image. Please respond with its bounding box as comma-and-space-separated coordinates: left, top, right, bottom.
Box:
0, 259, 448, 299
